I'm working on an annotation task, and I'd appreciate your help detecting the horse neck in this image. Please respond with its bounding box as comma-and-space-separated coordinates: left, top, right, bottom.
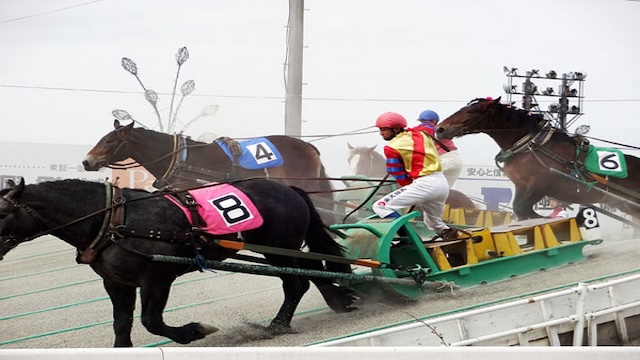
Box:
22, 181, 105, 250
485, 108, 538, 151
127, 129, 179, 180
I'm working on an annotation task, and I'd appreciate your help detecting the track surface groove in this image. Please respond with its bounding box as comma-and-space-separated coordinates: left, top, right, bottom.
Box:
1, 233, 639, 348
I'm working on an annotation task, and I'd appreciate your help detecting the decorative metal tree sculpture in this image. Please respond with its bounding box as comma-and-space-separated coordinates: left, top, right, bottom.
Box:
113, 46, 219, 135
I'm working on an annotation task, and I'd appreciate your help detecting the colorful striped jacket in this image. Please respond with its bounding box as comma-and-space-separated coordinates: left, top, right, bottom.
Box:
383, 128, 442, 186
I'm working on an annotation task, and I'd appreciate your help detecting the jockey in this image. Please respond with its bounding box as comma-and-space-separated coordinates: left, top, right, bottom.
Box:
372, 111, 457, 241
548, 197, 569, 218
416, 109, 463, 187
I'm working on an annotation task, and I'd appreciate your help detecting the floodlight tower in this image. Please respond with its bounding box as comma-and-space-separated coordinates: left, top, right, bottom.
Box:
502, 67, 586, 132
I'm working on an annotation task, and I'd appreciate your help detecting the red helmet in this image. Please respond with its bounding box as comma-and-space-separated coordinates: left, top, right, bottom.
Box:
375, 112, 407, 129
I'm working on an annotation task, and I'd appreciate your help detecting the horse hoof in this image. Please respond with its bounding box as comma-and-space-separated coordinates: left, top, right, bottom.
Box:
334, 304, 358, 313
324, 286, 360, 313
267, 323, 296, 335
199, 323, 219, 335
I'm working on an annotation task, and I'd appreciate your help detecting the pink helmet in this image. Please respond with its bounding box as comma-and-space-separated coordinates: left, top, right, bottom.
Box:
375, 112, 407, 129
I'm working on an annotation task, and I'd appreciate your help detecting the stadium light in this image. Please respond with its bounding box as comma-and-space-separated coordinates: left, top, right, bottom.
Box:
503, 84, 517, 94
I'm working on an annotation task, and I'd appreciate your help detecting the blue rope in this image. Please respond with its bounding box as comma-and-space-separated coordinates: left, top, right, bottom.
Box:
194, 254, 217, 274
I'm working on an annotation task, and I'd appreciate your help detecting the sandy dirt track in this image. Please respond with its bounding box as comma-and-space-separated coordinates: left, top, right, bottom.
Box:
1, 231, 639, 348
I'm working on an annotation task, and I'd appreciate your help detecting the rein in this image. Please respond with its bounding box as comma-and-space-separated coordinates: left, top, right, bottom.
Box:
2, 182, 122, 246
454, 107, 496, 137
342, 173, 390, 223
106, 140, 186, 170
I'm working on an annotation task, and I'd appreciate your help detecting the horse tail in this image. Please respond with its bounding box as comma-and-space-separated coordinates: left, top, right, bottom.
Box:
290, 186, 352, 275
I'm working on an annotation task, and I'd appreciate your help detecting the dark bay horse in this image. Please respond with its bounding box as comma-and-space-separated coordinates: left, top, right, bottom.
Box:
0, 178, 356, 347
436, 97, 640, 221
82, 120, 336, 223
346, 143, 477, 210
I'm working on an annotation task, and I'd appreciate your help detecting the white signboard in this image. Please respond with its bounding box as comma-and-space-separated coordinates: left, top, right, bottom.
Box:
0, 142, 110, 189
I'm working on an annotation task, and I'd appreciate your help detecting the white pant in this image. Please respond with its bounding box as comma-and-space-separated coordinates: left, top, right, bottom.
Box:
440, 150, 463, 188
372, 172, 450, 232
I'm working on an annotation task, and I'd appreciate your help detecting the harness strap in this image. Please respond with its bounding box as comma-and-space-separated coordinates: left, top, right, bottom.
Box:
216, 136, 243, 177
77, 184, 124, 264
158, 136, 234, 186
342, 173, 391, 223
168, 192, 207, 228
590, 173, 640, 200
110, 226, 195, 243
418, 129, 451, 152
212, 239, 385, 269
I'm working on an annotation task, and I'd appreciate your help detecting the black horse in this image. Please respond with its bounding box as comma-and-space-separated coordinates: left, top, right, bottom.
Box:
0, 178, 356, 347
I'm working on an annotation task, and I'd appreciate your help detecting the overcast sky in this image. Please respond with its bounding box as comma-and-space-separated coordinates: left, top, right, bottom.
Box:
1, 0, 639, 177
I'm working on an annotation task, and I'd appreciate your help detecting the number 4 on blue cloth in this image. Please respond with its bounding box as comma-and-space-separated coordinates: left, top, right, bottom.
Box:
216, 138, 284, 170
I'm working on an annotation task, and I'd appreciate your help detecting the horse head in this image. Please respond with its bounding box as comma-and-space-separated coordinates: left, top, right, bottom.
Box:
0, 178, 34, 260
437, 97, 502, 139
82, 120, 135, 171
347, 143, 385, 177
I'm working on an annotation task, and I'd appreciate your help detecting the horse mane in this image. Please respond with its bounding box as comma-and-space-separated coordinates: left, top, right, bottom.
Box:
498, 104, 546, 133
22, 179, 152, 196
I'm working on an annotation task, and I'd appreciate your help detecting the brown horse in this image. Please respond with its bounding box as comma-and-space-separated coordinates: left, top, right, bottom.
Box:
436, 97, 640, 221
82, 120, 336, 222
346, 143, 477, 210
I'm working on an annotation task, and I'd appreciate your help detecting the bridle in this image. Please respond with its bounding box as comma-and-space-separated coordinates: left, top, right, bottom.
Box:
0, 183, 117, 254
0, 195, 48, 255
105, 130, 183, 171
451, 106, 496, 137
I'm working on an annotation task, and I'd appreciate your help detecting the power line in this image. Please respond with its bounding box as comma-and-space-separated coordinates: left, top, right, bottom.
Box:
0, 0, 104, 25
1, 83, 640, 103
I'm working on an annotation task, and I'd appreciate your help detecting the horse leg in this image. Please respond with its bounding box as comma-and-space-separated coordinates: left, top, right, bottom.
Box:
265, 255, 310, 333
512, 187, 543, 220
138, 278, 218, 344
299, 258, 358, 313
103, 279, 137, 347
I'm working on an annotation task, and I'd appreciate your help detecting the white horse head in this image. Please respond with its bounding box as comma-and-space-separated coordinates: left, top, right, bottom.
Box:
347, 143, 386, 177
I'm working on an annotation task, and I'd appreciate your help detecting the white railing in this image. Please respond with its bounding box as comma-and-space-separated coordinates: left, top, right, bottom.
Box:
0, 346, 639, 360
314, 273, 640, 347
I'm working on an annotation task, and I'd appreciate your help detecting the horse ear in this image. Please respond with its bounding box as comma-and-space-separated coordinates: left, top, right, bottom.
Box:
493, 96, 501, 103
368, 145, 377, 151
5, 178, 25, 200
347, 143, 354, 150
5, 179, 16, 189
113, 119, 121, 129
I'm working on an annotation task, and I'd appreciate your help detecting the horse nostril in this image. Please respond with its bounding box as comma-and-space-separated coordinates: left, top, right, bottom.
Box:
81, 159, 94, 171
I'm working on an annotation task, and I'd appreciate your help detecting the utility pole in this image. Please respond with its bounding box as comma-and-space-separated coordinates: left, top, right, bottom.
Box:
284, 0, 304, 137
